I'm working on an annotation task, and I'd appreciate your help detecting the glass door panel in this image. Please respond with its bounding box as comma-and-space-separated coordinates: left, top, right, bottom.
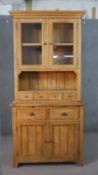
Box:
51, 22, 74, 66
21, 23, 43, 66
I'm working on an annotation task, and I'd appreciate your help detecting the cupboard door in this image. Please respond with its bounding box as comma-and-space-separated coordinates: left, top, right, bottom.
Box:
18, 19, 47, 68
17, 123, 47, 161
48, 19, 78, 68
50, 123, 79, 160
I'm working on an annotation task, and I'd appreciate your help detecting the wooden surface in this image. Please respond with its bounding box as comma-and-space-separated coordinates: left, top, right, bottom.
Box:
11, 10, 84, 166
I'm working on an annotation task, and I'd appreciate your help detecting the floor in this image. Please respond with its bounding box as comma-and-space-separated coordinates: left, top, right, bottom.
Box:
0, 132, 98, 175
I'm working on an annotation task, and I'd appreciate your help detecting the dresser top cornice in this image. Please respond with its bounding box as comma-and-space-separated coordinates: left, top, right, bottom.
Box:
10, 10, 85, 19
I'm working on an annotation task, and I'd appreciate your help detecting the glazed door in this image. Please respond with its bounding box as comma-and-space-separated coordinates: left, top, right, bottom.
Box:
48, 19, 78, 68
18, 19, 47, 68
16, 123, 47, 161
49, 122, 79, 160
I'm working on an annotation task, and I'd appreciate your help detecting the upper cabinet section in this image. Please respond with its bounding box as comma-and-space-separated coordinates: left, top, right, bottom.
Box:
11, 11, 84, 70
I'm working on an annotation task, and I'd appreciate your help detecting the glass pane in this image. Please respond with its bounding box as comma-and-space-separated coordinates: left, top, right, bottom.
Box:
53, 46, 73, 65
22, 23, 42, 43
53, 23, 73, 43
22, 46, 42, 65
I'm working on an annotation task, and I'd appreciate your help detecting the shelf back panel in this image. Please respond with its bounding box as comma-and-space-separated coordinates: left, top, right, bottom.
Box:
19, 71, 77, 91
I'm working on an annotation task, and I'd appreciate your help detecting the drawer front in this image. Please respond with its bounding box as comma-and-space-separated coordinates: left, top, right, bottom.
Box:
17, 108, 46, 121
63, 92, 77, 100
48, 93, 62, 100
17, 93, 32, 100
50, 108, 78, 120
34, 93, 47, 100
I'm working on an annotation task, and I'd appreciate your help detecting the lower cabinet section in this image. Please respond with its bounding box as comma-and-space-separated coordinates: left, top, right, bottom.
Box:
12, 102, 83, 166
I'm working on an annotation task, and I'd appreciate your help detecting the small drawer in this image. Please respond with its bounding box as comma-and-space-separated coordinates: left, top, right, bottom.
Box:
17, 108, 46, 121
17, 93, 32, 100
63, 92, 77, 100
48, 93, 62, 100
49, 108, 78, 120
34, 93, 47, 100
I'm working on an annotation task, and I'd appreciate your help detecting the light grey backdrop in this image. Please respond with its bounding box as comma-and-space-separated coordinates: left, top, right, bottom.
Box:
0, 16, 98, 135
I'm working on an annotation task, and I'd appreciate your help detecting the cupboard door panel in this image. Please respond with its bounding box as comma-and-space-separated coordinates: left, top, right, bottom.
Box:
18, 19, 47, 67
48, 19, 78, 68
50, 123, 79, 159
17, 123, 46, 159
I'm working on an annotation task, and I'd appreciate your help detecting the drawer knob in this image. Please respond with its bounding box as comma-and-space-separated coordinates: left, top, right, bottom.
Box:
29, 112, 35, 116
54, 95, 57, 98
25, 95, 28, 98
61, 112, 68, 116
68, 95, 72, 98
40, 96, 43, 98
43, 42, 47, 45
44, 140, 54, 143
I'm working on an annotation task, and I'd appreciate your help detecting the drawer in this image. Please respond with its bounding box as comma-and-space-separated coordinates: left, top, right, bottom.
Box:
34, 93, 47, 100
49, 108, 78, 120
17, 108, 46, 121
17, 93, 32, 100
63, 92, 77, 100
48, 93, 62, 100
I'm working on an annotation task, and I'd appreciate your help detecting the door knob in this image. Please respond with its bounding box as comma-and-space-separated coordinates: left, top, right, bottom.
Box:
29, 112, 35, 116
43, 42, 47, 45
61, 112, 68, 116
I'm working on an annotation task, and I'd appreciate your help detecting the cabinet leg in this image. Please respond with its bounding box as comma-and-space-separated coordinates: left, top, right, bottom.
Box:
13, 160, 18, 168
76, 158, 83, 166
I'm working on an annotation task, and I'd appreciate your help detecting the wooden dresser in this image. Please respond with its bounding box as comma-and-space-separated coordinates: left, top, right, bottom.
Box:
10, 10, 84, 167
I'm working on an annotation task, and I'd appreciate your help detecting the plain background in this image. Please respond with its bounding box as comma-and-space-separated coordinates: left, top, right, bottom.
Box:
0, 17, 98, 135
